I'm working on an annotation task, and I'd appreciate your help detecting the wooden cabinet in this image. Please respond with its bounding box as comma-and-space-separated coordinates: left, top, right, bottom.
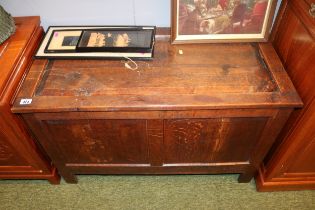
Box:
256, 0, 315, 191
12, 33, 302, 184
0, 17, 60, 184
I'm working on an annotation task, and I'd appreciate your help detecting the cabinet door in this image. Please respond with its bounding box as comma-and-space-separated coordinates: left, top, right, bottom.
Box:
163, 117, 267, 165
256, 0, 315, 191
270, 0, 315, 175
273, 0, 315, 106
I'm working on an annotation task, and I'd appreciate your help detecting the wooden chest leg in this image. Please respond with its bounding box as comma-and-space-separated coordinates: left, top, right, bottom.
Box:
47, 167, 61, 185
60, 170, 78, 184
238, 166, 257, 183
238, 170, 256, 183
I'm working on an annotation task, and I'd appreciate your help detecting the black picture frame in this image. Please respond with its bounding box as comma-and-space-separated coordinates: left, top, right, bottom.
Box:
76, 28, 154, 53
35, 26, 156, 59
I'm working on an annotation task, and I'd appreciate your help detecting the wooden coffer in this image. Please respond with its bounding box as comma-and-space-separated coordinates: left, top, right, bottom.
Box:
12, 37, 302, 184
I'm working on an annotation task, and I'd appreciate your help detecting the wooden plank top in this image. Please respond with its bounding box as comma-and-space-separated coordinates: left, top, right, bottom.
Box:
12, 37, 302, 113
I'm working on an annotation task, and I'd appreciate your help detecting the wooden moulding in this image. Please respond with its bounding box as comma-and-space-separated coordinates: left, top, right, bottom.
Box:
0, 16, 60, 184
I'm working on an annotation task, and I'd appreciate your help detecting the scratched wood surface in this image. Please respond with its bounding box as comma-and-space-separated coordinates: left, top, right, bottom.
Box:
36, 43, 277, 97
44, 119, 149, 164
12, 40, 302, 113
163, 118, 267, 164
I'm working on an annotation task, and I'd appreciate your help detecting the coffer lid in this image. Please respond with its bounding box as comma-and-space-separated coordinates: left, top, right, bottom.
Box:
11, 37, 302, 113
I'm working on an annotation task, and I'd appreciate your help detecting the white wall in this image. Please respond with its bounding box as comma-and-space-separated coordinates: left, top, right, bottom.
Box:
1, 0, 281, 30
0, 0, 170, 29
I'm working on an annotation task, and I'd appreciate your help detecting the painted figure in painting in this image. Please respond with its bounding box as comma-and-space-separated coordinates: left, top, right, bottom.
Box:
230, 0, 247, 32
105, 33, 114, 47
87, 32, 106, 47
179, 0, 229, 34
180, 0, 208, 34
244, 0, 268, 32
219, 0, 229, 10
86, 32, 131, 48
114, 33, 130, 47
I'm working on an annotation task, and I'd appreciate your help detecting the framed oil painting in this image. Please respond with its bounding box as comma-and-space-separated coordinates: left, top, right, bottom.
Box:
171, 0, 278, 44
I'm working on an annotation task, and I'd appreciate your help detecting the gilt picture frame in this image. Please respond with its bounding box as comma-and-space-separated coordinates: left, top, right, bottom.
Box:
171, 0, 278, 44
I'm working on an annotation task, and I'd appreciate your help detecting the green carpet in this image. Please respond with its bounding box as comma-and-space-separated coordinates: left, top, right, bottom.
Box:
0, 175, 314, 210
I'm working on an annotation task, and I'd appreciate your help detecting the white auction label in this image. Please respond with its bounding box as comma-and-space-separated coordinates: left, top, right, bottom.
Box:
20, 99, 32, 105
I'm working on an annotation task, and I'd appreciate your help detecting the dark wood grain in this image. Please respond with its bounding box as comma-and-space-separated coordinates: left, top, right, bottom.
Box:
256, 0, 315, 191
12, 28, 302, 184
163, 118, 267, 164
12, 41, 301, 113
36, 44, 277, 96
45, 119, 149, 164
0, 17, 60, 184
